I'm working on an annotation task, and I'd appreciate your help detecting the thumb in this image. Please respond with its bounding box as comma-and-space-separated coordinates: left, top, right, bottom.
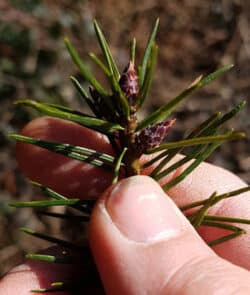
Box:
89, 176, 250, 295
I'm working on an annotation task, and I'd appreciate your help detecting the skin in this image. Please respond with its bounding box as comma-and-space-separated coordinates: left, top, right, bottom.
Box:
0, 116, 249, 294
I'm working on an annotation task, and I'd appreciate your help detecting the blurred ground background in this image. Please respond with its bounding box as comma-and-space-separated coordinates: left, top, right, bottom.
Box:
0, 0, 249, 276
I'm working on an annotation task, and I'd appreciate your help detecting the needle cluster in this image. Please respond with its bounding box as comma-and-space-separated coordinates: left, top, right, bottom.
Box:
8, 19, 249, 293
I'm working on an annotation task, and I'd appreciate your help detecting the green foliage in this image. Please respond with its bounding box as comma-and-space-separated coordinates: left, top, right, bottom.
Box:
136, 65, 234, 131
15, 100, 124, 134
139, 18, 159, 86
9, 18, 250, 292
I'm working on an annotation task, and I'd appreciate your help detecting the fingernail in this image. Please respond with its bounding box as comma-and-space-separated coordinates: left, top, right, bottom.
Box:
105, 176, 185, 243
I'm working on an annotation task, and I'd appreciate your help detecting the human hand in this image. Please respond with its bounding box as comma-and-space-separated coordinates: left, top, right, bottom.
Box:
1, 117, 249, 294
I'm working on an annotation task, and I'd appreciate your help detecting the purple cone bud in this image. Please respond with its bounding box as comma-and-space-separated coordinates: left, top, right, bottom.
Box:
119, 61, 139, 104
135, 119, 176, 153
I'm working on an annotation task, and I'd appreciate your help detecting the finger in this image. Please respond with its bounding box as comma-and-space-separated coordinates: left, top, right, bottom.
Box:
16, 116, 115, 199
156, 158, 250, 269
0, 246, 103, 294
89, 175, 250, 295
16, 117, 250, 269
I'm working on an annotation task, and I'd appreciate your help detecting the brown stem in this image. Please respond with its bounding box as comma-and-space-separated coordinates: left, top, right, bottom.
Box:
120, 112, 140, 176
